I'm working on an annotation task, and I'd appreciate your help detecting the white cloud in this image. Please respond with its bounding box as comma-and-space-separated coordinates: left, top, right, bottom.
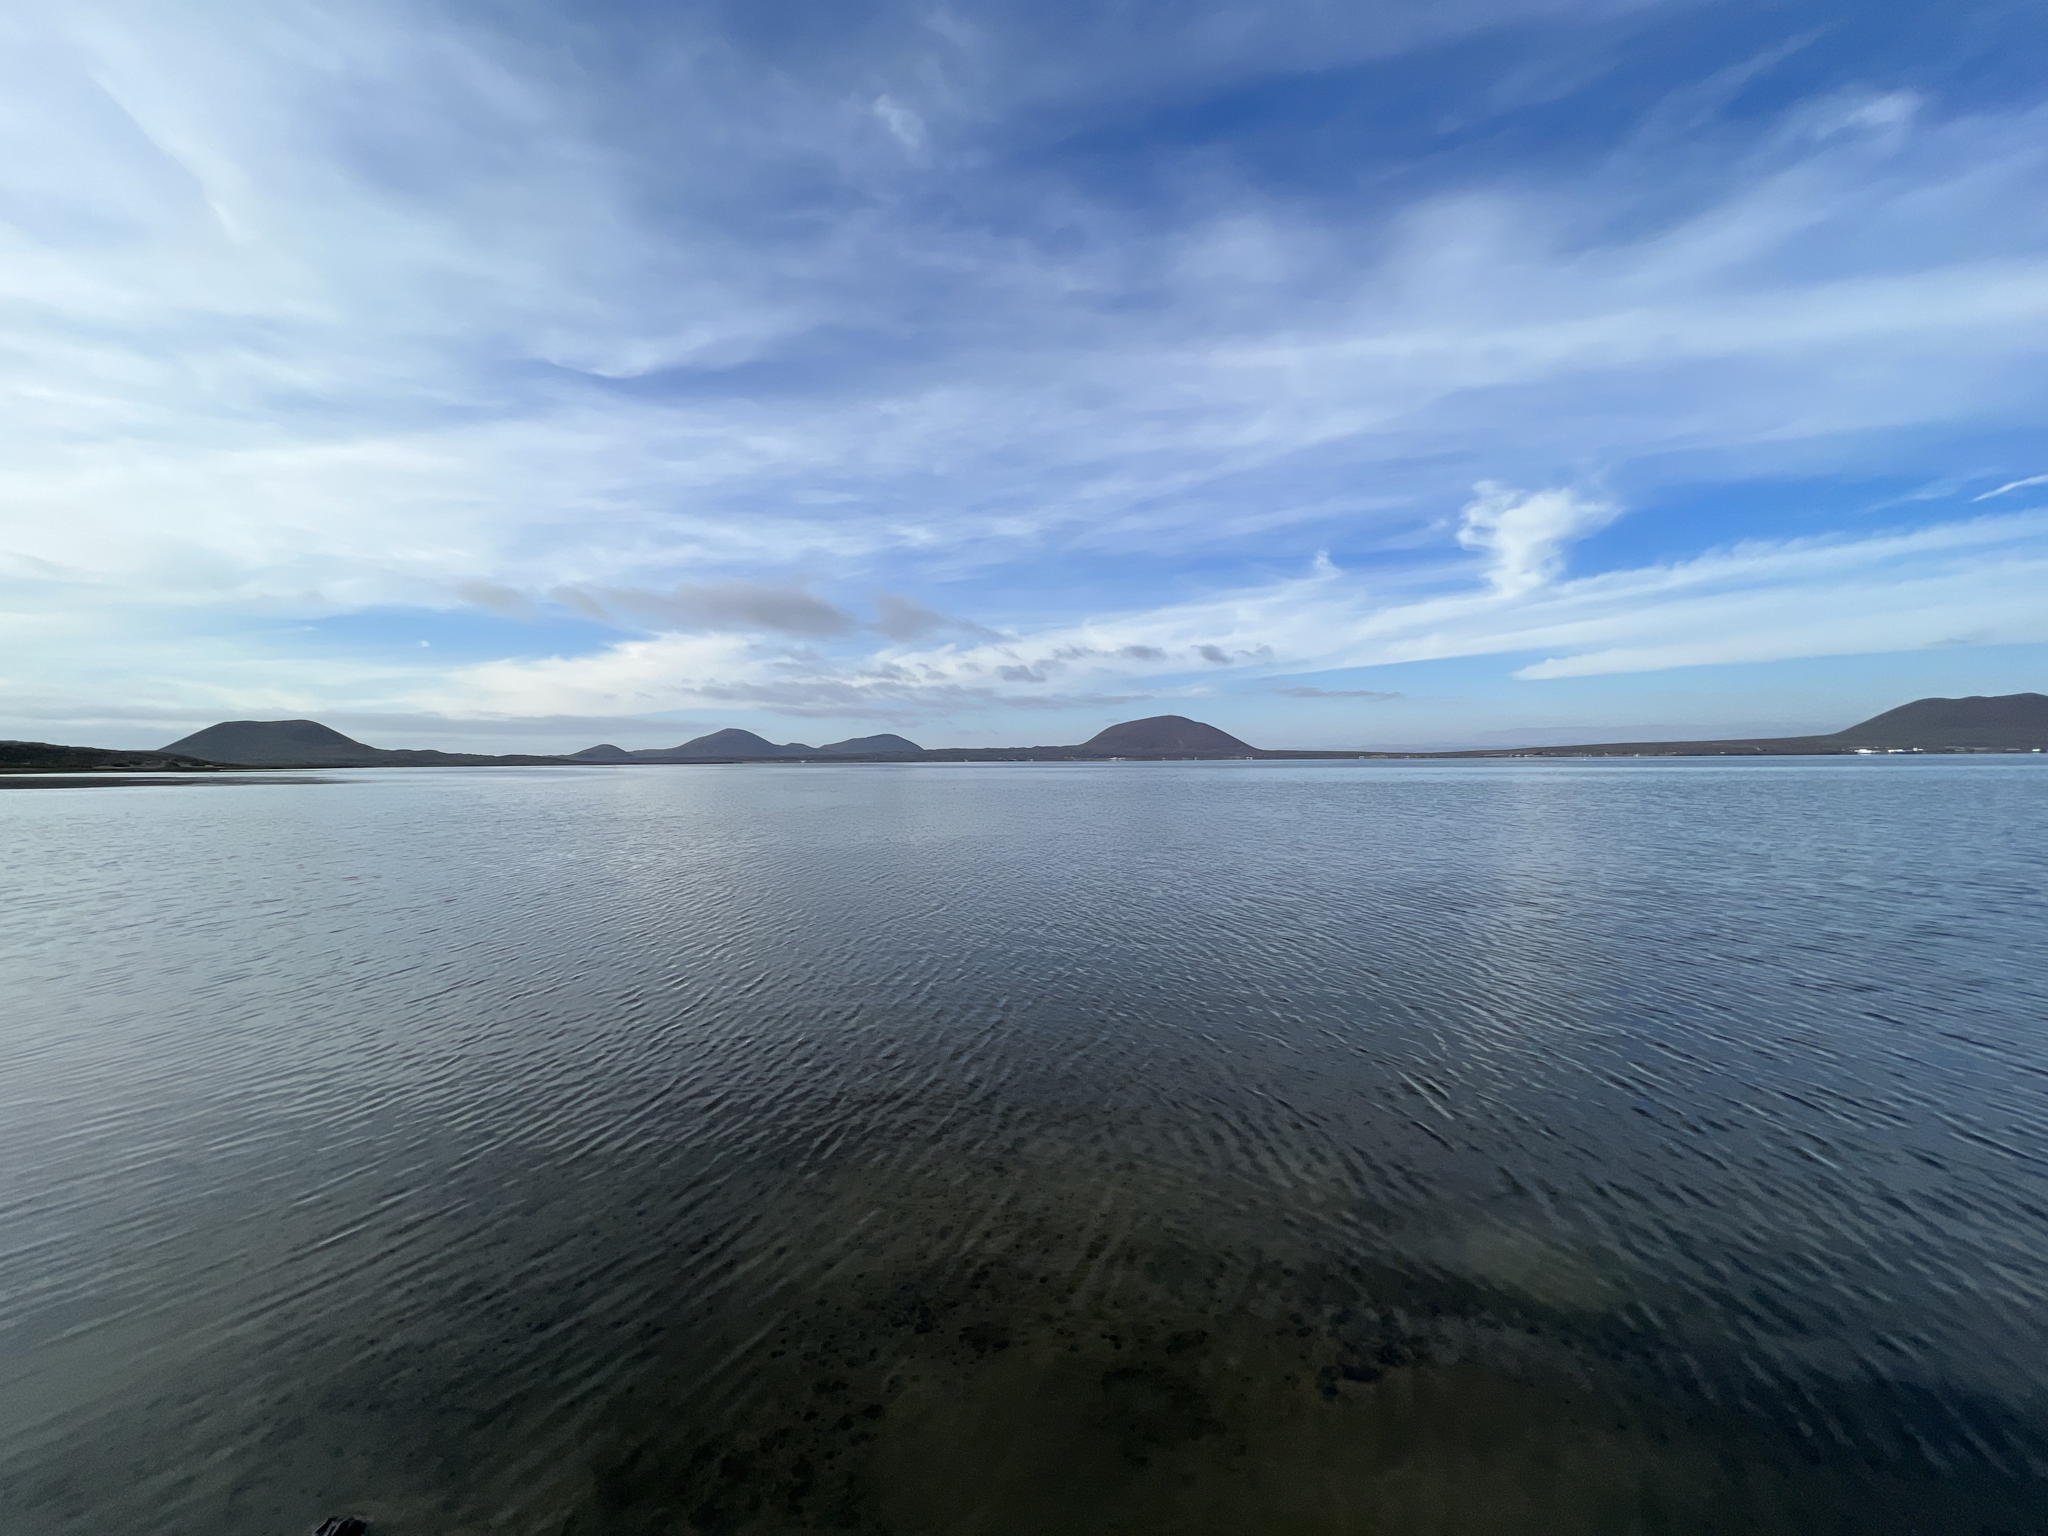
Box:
2, 3, 2047, 742
408, 510, 2048, 723
1800, 89, 1921, 143
872, 94, 928, 155
1455, 482, 1618, 595
441, 633, 763, 718
1975, 473, 2048, 501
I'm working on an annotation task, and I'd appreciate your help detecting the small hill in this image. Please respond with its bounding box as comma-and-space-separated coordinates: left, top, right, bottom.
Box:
662, 728, 801, 758
571, 744, 634, 762
1829, 693, 2048, 749
163, 718, 384, 766
1081, 715, 1257, 756
817, 733, 922, 756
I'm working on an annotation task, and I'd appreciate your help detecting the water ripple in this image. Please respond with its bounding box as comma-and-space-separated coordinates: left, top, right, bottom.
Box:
1, 758, 2044, 1533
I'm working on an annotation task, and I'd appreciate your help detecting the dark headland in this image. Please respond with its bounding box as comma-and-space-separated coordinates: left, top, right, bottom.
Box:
0, 740, 219, 774
1462, 691, 2048, 758
3, 694, 2044, 775
157, 718, 576, 769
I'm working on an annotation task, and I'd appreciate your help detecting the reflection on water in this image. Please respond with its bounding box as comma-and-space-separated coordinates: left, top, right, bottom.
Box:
1, 759, 2044, 1534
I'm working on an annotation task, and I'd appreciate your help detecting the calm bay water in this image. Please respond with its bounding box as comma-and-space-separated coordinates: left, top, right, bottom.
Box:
3, 758, 2045, 1535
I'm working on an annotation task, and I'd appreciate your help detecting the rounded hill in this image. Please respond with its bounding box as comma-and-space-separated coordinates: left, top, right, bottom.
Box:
161, 718, 382, 766
1081, 715, 1256, 756
818, 733, 922, 756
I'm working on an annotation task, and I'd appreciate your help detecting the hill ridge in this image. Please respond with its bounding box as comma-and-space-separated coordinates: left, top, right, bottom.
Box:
74, 691, 2043, 770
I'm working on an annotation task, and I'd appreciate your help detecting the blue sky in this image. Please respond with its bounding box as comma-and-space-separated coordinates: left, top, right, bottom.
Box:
3, 0, 2046, 751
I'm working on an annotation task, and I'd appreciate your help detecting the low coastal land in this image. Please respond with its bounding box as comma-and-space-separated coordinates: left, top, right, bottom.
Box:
4, 693, 2045, 777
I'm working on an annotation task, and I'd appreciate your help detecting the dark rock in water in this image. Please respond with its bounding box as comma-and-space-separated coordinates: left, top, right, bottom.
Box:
1080, 714, 1257, 756
312, 1518, 367, 1536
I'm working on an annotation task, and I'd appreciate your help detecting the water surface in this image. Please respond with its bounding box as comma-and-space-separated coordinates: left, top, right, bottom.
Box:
2, 758, 2044, 1534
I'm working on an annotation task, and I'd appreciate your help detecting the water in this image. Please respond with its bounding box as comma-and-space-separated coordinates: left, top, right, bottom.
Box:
2, 758, 2045, 1535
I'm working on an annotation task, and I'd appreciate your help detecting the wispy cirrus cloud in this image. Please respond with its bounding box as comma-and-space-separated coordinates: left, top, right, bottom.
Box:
1975, 474, 2048, 502
414, 509, 2048, 724
553, 582, 858, 638
872, 593, 999, 643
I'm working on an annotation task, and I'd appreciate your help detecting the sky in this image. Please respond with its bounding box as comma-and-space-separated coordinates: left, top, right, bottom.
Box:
3, 0, 2047, 753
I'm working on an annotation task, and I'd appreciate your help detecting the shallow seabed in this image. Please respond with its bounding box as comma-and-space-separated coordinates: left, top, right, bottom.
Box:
2, 759, 2043, 1534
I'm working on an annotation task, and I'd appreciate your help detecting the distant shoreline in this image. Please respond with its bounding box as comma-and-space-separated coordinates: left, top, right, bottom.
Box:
0, 773, 336, 789
5, 749, 2043, 786
10, 692, 2044, 772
